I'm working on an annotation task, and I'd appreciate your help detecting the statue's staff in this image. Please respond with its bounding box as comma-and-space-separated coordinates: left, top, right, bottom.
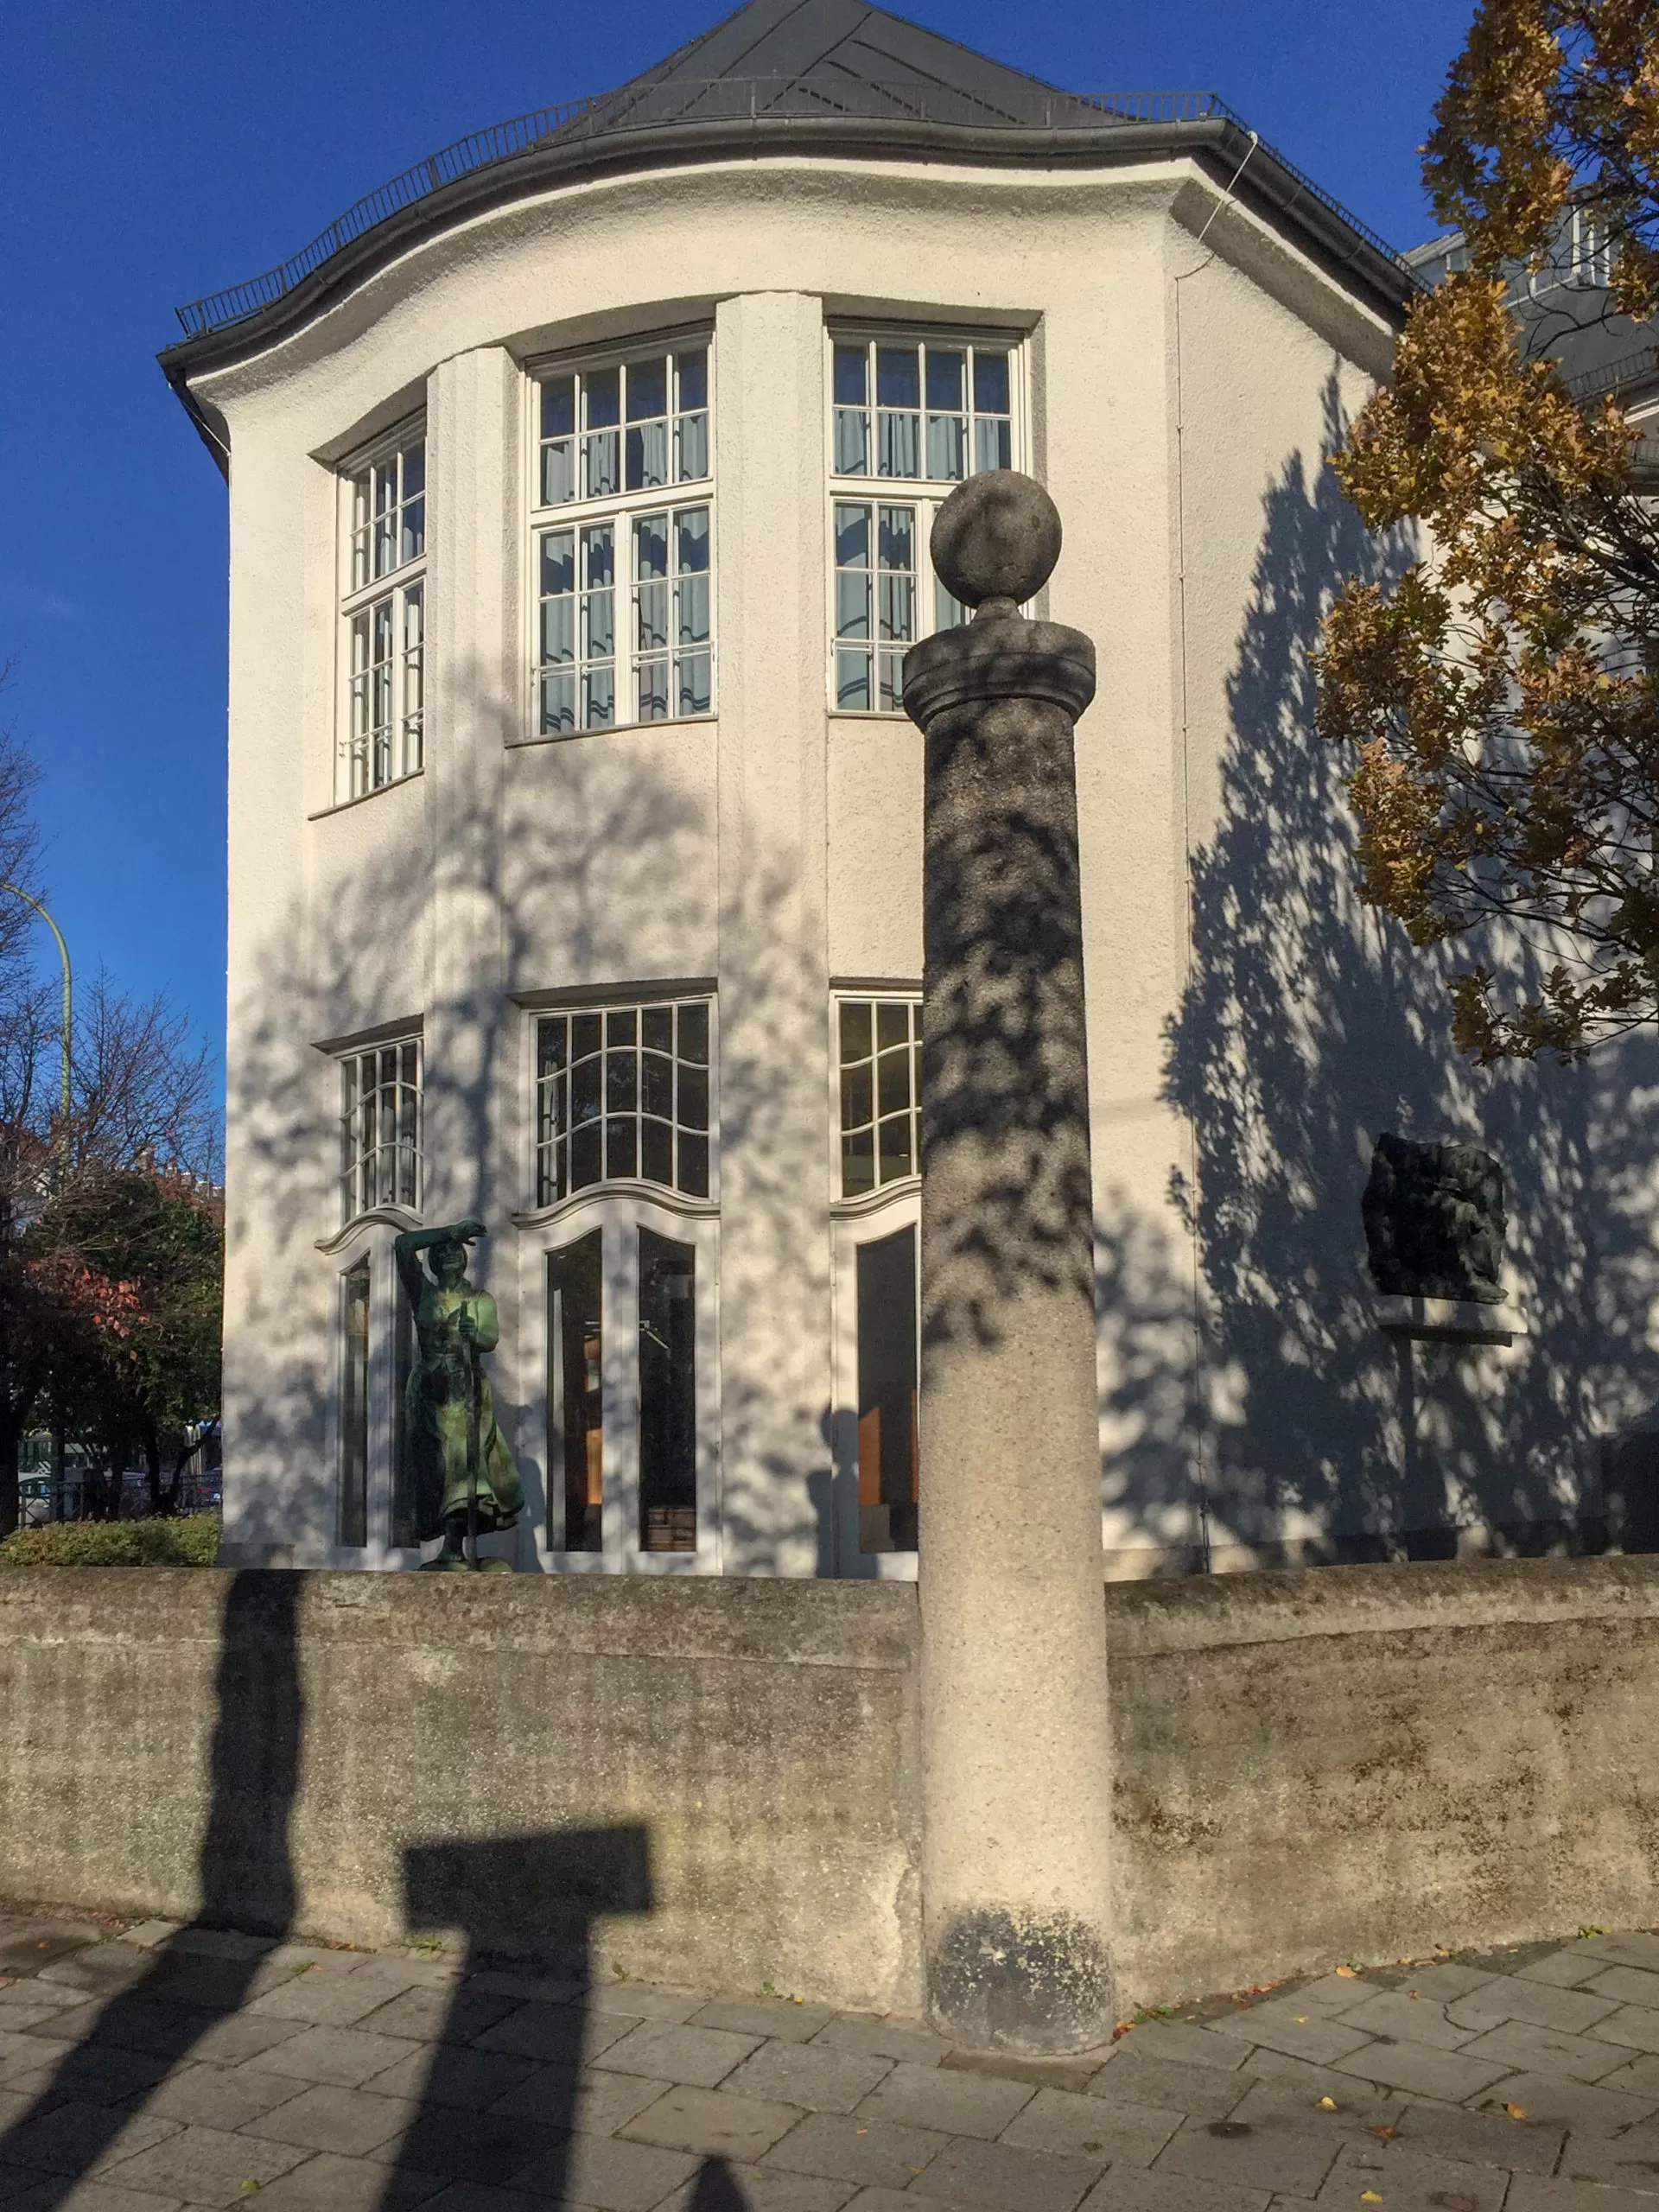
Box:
464, 1313, 482, 1571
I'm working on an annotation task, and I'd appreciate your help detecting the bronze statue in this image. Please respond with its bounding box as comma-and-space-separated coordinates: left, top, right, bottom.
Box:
394, 1219, 524, 1569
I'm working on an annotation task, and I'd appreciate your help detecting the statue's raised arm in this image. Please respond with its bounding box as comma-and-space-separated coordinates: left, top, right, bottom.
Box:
394, 1217, 486, 1312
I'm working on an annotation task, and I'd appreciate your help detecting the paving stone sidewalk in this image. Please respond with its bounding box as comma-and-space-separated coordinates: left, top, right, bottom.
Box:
7, 1908, 1659, 2211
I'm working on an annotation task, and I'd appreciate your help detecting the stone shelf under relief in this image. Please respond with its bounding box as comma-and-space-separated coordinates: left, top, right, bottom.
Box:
1375, 1294, 1528, 1345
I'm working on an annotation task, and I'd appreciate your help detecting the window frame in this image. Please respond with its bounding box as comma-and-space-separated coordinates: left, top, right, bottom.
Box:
336, 420, 428, 804
530, 995, 717, 1214
825, 328, 1026, 717
520, 995, 720, 1221
832, 990, 923, 1203
828, 988, 923, 1580
338, 1033, 423, 1229
523, 333, 717, 743
326, 1233, 429, 1568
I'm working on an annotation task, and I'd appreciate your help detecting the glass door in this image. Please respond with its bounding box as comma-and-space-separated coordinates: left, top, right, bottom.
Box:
539, 1200, 719, 1573
830, 1193, 921, 1579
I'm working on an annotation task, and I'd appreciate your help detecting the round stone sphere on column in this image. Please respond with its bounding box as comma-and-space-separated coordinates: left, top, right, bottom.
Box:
930, 470, 1064, 618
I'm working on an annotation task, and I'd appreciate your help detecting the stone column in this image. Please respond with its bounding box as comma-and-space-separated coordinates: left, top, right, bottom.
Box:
901, 474, 1112, 2054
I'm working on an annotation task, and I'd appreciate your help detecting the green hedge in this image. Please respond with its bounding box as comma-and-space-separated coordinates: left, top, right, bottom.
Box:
0, 1514, 221, 1567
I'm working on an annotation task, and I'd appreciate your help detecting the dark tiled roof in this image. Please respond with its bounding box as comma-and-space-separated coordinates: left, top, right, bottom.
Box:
590, 0, 1084, 124
162, 0, 1415, 452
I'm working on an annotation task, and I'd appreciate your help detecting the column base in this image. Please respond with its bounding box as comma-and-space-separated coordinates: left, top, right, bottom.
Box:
927, 1906, 1116, 2054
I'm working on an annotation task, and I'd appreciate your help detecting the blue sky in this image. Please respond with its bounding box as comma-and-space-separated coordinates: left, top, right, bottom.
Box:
0, 0, 1465, 1096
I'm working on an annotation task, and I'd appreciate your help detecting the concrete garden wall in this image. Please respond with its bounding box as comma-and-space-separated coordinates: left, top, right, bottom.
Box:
1109, 1553, 1659, 2000
4, 1556, 1659, 2012
0, 1568, 923, 2016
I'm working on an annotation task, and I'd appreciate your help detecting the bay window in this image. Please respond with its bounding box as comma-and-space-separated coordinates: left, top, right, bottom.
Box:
531, 346, 715, 736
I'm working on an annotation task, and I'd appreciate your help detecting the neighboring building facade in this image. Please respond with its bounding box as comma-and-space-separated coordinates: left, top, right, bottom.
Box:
164, 0, 1659, 1579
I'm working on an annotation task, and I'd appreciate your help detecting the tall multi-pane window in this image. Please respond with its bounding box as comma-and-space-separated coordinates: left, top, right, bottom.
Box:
339, 1259, 371, 1547
535, 1001, 711, 1206
531, 347, 714, 737
340, 1038, 422, 1224
1569, 207, 1613, 289
537, 996, 716, 1570
832, 992, 922, 1562
830, 336, 1016, 712
340, 429, 426, 800
837, 997, 922, 1197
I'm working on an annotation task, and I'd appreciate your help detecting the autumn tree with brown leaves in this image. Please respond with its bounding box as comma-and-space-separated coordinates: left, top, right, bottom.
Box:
1315, 0, 1659, 1061
0, 673, 222, 1533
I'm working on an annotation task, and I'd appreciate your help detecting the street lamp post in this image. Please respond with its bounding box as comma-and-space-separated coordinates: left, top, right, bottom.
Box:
1, 883, 71, 1138
1, 884, 72, 1522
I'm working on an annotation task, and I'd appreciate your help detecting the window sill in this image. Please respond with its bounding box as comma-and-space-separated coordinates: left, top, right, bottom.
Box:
828, 709, 916, 722
512, 1181, 718, 1230
506, 717, 716, 750
308, 772, 424, 823
316, 1204, 422, 1255
533, 1547, 720, 1577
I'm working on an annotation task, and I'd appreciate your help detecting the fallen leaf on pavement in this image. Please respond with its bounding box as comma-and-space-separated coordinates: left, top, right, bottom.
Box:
1505, 2104, 1527, 2120
1319, 2097, 1338, 2110
1337, 1964, 1358, 1978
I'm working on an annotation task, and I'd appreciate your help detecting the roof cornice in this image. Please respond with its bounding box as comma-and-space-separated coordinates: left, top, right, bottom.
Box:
159, 109, 1413, 472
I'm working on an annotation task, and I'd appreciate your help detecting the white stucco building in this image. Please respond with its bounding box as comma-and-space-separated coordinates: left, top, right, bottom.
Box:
164, 0, 1659, 1579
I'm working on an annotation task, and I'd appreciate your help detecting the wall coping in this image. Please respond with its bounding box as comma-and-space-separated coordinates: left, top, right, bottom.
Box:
8, 1554, 1653, 1668
1106, 1551, 1659, 1656
0, 1567, 919, 1672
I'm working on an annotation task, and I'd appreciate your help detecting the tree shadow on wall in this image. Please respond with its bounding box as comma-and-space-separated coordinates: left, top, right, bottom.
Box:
225, 679, 839, 1578
1159, 374, 1659, 1559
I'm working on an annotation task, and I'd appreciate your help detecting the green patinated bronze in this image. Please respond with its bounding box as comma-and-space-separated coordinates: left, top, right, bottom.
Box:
394, 1219, 524, 1570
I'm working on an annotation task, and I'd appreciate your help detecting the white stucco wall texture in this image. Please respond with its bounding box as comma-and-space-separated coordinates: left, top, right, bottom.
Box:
185, 150, 1659, 1580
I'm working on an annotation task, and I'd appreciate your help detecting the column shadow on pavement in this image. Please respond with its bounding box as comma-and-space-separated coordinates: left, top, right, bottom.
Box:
0, 1578, 740, 2209
375, 1827, 652, 2203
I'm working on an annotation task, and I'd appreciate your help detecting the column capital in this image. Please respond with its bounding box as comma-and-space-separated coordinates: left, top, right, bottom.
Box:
902, 617, 1096, 730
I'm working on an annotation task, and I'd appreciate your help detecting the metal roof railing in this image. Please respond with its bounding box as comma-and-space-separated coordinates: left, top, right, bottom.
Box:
1569, 340, 1659, 401
174, 84, 1408, 340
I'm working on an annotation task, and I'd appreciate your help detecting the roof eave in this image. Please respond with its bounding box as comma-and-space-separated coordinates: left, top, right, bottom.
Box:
158, 111, 1414, 427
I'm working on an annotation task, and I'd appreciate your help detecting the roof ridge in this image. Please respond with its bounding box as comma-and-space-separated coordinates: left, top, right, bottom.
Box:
826, 0, 1069, 98
606, 0, 1066, 105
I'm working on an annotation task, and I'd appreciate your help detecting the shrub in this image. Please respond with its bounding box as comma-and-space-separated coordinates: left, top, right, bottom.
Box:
0, 1513, 220, 1567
